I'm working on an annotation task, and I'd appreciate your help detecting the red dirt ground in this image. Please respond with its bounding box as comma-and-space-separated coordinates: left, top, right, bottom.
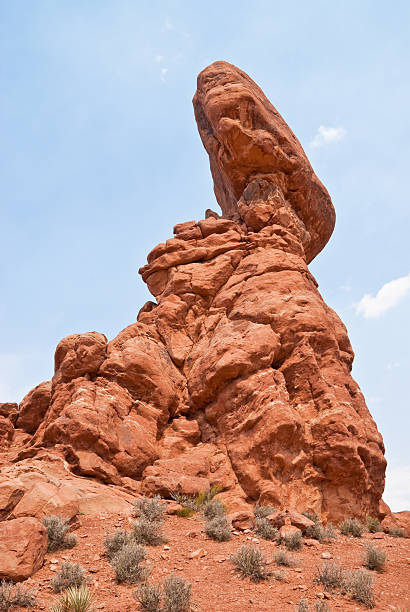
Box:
20, 512, 410, 612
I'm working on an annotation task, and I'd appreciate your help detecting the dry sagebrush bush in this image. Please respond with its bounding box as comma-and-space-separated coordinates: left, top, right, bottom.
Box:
314, 602, 330, 612
203, 498, 226, 519
110, 541, 149, 583
134, 582, 162, 612
363, 543, 386, 572
388, 527, 405, 537
42, 515, 77, 552
132, 517, 167, 546
163, 574, 192, 612
295, 600, 309, 612
339, 518, 365, 537
51, 562, 87, 593
344, 568, 375, 608
230, 545, 271, 583
274, 549, 294, 567
366, 516, 383, 533
253, 504, 276, 519
50, 585, 94, 612
103, 529, 131, 560
314, 562, 344, 591
205, 515, 232, 541
133, 496, 167, 523
306, 521, 337, 543
283, 531, 302, 550
254, 517, 278, 541
0, 580, 36, 611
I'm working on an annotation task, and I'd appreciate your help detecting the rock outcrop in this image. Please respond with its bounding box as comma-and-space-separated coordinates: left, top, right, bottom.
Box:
1, 61, 387, 527
0, 517, 48, 581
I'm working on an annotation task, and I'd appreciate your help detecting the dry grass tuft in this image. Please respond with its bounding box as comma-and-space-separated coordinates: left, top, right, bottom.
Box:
230, 545, 271, 583
50, 585, 94, 612
363, 543, 386, 572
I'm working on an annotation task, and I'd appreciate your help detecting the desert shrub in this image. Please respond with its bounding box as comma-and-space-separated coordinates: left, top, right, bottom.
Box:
110, 541, 149, 584
205, 515, 232, 541
203, 498, 226, 520
134, 582, 162, 612
230, 545, 271, 582
171, 485, 221, 512
388, 527, 405, 537
364, 543, 386, 572
306, 522, 337, 543
314, 562, 344, 591
302, 511, 319, 523
175, 507, 195, 518
0, 580, 36, 611
253, 504, 276, 519
51, 562, 86, 593
366, 516, 383, 533
274, 549, 294, 567
133, 518, 167, 546
163, 574, 192, 612
339, 518, 365, 537
103, 529, 131, 560
133, 496, 166, 523
50, 585, 94, 612
344, 568, 375, 608
295, 600, 309, 612
283, 531, 302, 550
254, 517, 278, 541
42, 515, 77, 552
314, 602, 330, 612
272, 569, 286, 581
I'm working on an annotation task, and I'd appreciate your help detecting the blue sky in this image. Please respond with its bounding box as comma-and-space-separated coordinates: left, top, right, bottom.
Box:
1, 1, 409, 511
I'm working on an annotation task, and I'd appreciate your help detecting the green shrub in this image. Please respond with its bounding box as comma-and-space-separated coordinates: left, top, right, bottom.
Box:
340, 518, 365, 537
344, 568, 375, 608
388, 527, 405, 537
110, 541, 149, 584
364, 543, 386, 572
175, 507, 195, 518
254, 517, 278, 541
134, 582, 162, 612
103, 529, 131, 560
295, 600, 309, 612
283, 531, 302, 550
163, 574, 192, 612
132, 518, 167, 546
306, 522, 336, 543
42, 515, 77, 552
203, 498, 226, 519
366, 516, 382, 533
205, 515, 232, 541
133, 496, 166, 523
231, 545, 271, 582
0, 580, 36, 610
253, 504, 276, 519
50, 585, 94, 612
51, 562, 86, 593
274, 549, 294, 567
314, 562, 344, 591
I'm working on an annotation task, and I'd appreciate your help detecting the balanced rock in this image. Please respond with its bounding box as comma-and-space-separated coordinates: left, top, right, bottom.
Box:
0, 61, 386, 524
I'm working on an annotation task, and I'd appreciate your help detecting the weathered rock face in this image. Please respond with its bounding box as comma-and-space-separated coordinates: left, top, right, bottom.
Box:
1, 61, 386, 525
0, 517, 47, 581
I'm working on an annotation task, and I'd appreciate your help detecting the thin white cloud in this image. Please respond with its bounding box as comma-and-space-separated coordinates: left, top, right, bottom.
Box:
383, 464, 410, 511
155, 54, 164, 63
355, 272, 410, 318
310, 125, 346, 148
160, 67, 168, 82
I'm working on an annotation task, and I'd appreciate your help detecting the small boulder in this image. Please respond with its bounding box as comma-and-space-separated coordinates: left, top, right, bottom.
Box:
0, 517, 48, 581
267, 509, 315, 534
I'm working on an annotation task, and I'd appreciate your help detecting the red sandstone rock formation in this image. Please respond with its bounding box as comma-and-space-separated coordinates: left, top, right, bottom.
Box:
0, 517, 47, 581
0, 61, 387, 526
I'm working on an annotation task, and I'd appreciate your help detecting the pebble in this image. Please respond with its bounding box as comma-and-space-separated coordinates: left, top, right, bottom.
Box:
321, 552, 332, 559
188, 548, 207, 559
163, 545, 170, 550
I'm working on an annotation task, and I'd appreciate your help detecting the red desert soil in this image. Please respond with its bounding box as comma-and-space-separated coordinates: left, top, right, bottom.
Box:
22, 512, 410, 612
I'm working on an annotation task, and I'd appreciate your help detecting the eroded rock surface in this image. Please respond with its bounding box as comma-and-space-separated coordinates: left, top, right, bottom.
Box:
1, 61, 387, 528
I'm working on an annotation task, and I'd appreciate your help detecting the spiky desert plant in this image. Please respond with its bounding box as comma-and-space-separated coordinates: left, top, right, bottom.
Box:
50, 585, 94, 612
163, 574, 192, 612
230, 545, 271, 582
51, 562, 86, 593
42, 515, 77, 552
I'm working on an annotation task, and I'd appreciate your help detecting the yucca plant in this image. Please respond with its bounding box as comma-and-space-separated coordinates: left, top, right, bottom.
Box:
50, 585, 94, 612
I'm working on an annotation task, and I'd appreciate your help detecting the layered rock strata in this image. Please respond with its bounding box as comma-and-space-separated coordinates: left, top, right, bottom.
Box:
1, 61, 386, 523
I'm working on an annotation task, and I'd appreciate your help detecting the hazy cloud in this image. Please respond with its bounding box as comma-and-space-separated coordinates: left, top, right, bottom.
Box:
310, 125, 346, 148
383, 464, 410, 511
355, 272, 410, 318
